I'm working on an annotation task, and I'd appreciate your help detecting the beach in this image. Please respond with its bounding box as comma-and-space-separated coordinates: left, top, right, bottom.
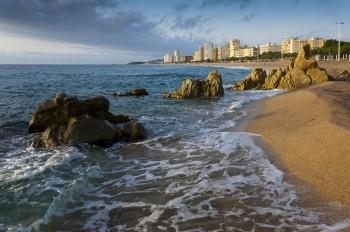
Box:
248, 81, 350, 207
192, 60, 350, 76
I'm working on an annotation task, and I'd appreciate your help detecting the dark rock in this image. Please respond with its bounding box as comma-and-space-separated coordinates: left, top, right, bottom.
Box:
28, 94, 145, 148
123, 120, 147, 140
113, 88, 148, 96
42, 125, 65, 148
334, 70, 350, 81
128, 88, 148, 96
63, 117, 118, 146
28, 100, 66, 133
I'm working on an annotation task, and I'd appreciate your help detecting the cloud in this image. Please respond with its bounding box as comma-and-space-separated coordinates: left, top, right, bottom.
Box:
174, 2, 191, 11
0, 0, 198, 54
242, 14, 255, 22
171, 15, 207, 30
201, 0, 253, 9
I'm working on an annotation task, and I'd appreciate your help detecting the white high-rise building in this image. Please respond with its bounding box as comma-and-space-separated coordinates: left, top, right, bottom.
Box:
228, 39, 241, 58
163, 53, 174, 63
203, 42, 213, 60
174, 49, 181, 63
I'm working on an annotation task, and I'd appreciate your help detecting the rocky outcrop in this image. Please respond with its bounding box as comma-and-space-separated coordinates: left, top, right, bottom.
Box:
28, 93, 146, 148
113, 88, 148, 96
264, 68, 284, 89
163, 70, 224, 99
233, 68, 267, 90
233, 45, 331, 91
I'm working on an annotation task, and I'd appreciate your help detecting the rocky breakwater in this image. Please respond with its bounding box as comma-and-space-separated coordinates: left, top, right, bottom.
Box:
163, 70, 224, 99
233, 45, 331, 90
28, 93, 146, 148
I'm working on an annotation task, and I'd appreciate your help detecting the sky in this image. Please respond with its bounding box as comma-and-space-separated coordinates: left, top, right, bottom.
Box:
0, 0, 349, 64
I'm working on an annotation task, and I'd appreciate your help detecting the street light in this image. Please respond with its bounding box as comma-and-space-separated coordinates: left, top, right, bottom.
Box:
336, 22, 344, 61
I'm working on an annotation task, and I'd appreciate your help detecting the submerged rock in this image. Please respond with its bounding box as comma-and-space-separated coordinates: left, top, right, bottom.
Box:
28, 94, 146, 148
123, 120, 147, 141
164, 70, 224, 99
113, 88, 148, 96
233, 45, 331, 91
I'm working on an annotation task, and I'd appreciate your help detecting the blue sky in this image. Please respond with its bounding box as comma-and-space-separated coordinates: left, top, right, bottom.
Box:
0, 0, 348, 64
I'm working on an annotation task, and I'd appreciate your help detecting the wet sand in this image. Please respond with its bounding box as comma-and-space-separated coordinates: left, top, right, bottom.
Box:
248, 81, 350, 207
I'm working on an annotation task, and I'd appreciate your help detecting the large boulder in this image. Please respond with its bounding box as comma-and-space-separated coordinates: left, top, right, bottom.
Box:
63, 117, 119, 146
263, 68, 284, 89
28, 94, 145, 148
233, 45, 330, 91
294, 44, 317, 70
163, 70, 224, 98
233, 68, 267, 90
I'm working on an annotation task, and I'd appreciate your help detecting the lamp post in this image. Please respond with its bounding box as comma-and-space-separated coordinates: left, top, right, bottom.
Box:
336, 22, 344, 61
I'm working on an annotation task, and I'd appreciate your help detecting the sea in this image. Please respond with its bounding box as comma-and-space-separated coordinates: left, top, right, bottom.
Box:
0, 64, 349, 232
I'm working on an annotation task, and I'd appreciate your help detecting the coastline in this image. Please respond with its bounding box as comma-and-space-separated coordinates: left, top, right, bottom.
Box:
247, 81, 350, 208
183, 60, 350, 76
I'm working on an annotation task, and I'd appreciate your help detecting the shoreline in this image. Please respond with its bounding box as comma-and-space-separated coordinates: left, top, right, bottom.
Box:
246, 81, 350, 209
181, 60, 350, 76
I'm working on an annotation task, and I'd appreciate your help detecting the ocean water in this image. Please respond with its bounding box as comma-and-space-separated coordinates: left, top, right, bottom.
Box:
0, 64, 349, 232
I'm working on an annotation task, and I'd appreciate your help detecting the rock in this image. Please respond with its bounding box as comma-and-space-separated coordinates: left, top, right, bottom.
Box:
42, 125, 65, 148
294, 44, 317, 70
163, 70, 224, 98
233, 45, 330, 91
233, 68, 267, 90
53, 93, 67, 105
264, 68, 284, 89
334, 70, 350, 81
278, 68, 311, 89
28, 99, 66, 133
114, 88, 148, 96
63, 117, 118, 146
124, 120, 147, 140
28, 94, 146, 148
306, 68, 329, 85
128, 88, 148, 96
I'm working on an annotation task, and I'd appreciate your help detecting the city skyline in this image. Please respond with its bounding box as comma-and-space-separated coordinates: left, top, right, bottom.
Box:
0, 0, 349, 64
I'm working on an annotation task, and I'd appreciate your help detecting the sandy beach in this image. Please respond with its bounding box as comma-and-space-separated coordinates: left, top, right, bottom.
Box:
192, 60, 350, 76
248, 81, 350, 206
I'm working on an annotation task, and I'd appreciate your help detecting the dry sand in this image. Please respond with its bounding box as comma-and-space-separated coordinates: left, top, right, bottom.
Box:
193, 60, 350, 75
248, 81, 350, 206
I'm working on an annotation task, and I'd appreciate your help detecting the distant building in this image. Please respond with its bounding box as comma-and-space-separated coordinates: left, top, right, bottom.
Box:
163, 53, 174, 63
236, 47, 258, 58
259, 43, 282, 54
282, 37, 324, 54
184, 56, 193, 63
228, 39, 241, 58
203, 42, 213, 60
218, 44, 229, 60
212, 48, 219, 62
308, 37, 325, 50
193, 46, 204, 62
174, 49, 181, 63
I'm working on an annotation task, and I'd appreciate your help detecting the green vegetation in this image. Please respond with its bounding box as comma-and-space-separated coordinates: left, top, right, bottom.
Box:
312, 39, 350, 55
